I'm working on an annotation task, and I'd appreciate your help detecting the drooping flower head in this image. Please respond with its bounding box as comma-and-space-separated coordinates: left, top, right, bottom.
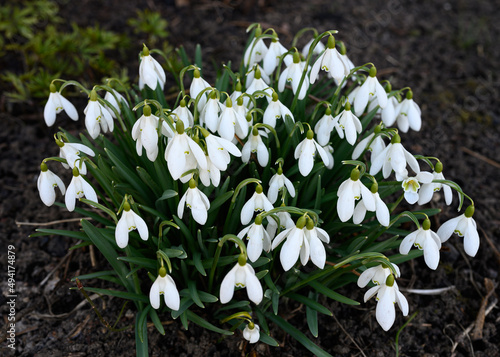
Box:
177, 179, 211, 225
115, 201, 149, 249
243, 322, 260, 343
310, 35, 350, 84
149, 266, 180, 310
294, 129, 330, 176
37, 162, 66, 207
437, 205, 480, 257
65, 167, 98, 212
84, 89, 114, 139
220, 255, 263, 305
44, 83, 79, 127
139, 45, 166, 90
400, 218, 442, 270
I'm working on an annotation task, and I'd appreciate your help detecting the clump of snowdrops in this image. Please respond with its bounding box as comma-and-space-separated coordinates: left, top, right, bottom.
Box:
34, 23, 479, 356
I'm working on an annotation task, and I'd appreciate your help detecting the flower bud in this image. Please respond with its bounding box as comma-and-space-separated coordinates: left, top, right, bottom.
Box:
465, 205, 475, 218
238, 253, 247, 266
296, 215, 307, 229
255, 184, 263, 194
370, 182, 378, 193
423, 218, 431, 230
143, 104, 152, 117
369, 66, 377, 78
406, 90, 413, 100
435, 161, 443, 173
391, 133, 401, 144
40, 162, 48, 172
90, 89, 98, 102
49, 83, 57, 93
142, 44, 150, 57
385, 274, 395, 287
189, 178, 197, 189
350, 168, 360, 181
159, 266, 167, 277
176, 119, 185, 134
72, 167, 80, 177
306, 129, 314, 140
327, 35, 336, 49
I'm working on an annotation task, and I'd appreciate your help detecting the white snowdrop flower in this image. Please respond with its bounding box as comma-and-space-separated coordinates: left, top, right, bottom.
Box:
115, 202, 149, 249
266, 210, 295, 239
400, 219, 442, 270
369, 134, 420, 178
44, 84, 79, 126
323, 145, 334, 169
394, 91, 422, 132
37, 163, 66, 207
131, 105, 160, 162
177, 179, 210, 225
381, 96, 399, 127
271, 216, 308, 271
246, 64, 271, 87
242, 128, 269, 167
238, 215, 271, 262
294, 129, 330, 176
314, 107, 343, 146
310, 35, 350, 84
220, 256, 263, 305
301, 37, 326, 58
243, 323, 260, 344
190, 68, 212, 112
149, 267, 180, 310
217, 97, 248, 141
104, 89, 128, 119
65, 168, 98, 212
58, 140, 95, 175
229, 81, 243, 105
364, 275, 409, 331
332, 41, 355, 87
245, 67, 272, 99
400, 169, 434, 204
337, 101, 363, 145
278, 52, 309, 100
337, 168, 376, 222
240, 185, 274, 225
171, 99, 194, 129
437, 205, 480, 257
303, 218, 330, 269
351, 130, 387, 161
418, 162, 453, 205
244, 27, 268, 67
84, 90, 114, 139
164, 121, 207, 181
263, 92, 294, 129
200, 91, 224, 133
267, 167, 295, 204
202, 129, 242, 171
263, 38, 288, 75
139, 45, 166, 90
357, 263, 401, 288
199, 155, 221, 187
353, 183, 390, 227
352, 66, 388, 116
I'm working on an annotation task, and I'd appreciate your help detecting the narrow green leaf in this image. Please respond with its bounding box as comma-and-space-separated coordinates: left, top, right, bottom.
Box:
76, 286, 149, 303
149, 308, 165, 335
187, 281, 204, 308
117, 256, 157, 270
135, 311, 149, 356
288, 293, 332, 316
309, 280, 359, 305
259, 332, 280, 347
186, 310, 233, 335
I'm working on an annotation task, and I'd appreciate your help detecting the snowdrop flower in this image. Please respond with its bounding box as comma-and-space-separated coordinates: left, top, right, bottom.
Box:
352, 66, 388, 116
217, 97, 248, 141
177, 179, 210, 225
243, 323, 260, 343
238, 215, 271, 262
241, 184, 274, 225
400, 169, 434, 204
303, 218, 330, 269
337, 101, 362, 145
437, 205, 480, 257
357, 263, 401, 288
418, 162, 453, 205
190, 68, 212, 112
278, 52, 309, 100
337, 168, 376, 222
245, 67, 272, 99
244, 27, 268, 67
131, 105, 161, 161
164, 121, 207, 181
245, 64, 271, 87
381, 95, 399, 127
369, 133, 420, 179
171, 99, 194, 129
65, 167, 98, 212
267, 167, 295, 203
115, 202, 148, 249
301, 37, 326, 58
263, 92, 294, 129
149, 267, 180, 310
266, 209, 295, 239
400, 219, 442, 270
84, 90, 114, 139
139, 45, 166, 90
294, 129, 330, 176
242, 127, 269, 167
198, 155, 221, 187
263, 38, 287, 75
58, 140, 95, 175
44, 84, 78, 126
104, 89, 128, 118
353, 183, 390, 227
37, 162, 65, 206
220, 255, 263, 305
310, 35, 350, 84
271, 216, 308, 271
351, 129, 386, 161
364, 274, 409, 331
332, 41, 355, 87
314, 107, 343, 146
202, 129, 242, 171
200, 91, 224, 133
323, 144, 334, 169
394, 90, 422, 133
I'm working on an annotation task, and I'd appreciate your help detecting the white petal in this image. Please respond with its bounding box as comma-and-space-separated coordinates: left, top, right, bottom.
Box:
149, 279, 161, 309
245, 268, 263, 304
376, 288, 396, 331
436, 216, 461, 242
220, 266, 236, 303
163, 275, 180, 310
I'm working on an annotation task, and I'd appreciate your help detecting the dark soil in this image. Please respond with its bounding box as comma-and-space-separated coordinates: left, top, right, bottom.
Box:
1, 0, 499, 356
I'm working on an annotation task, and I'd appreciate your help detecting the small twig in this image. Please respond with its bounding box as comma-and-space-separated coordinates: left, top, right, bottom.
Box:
39, 250, 74, 287
16, 217, 91, 227
401, 286, 456, 295
89, 244, 97, 267
461, 146, 500, 169
480, 227, 500, 265
471, 278, 497, 340
332, 312, 367, 357
33, 293, 101, 319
